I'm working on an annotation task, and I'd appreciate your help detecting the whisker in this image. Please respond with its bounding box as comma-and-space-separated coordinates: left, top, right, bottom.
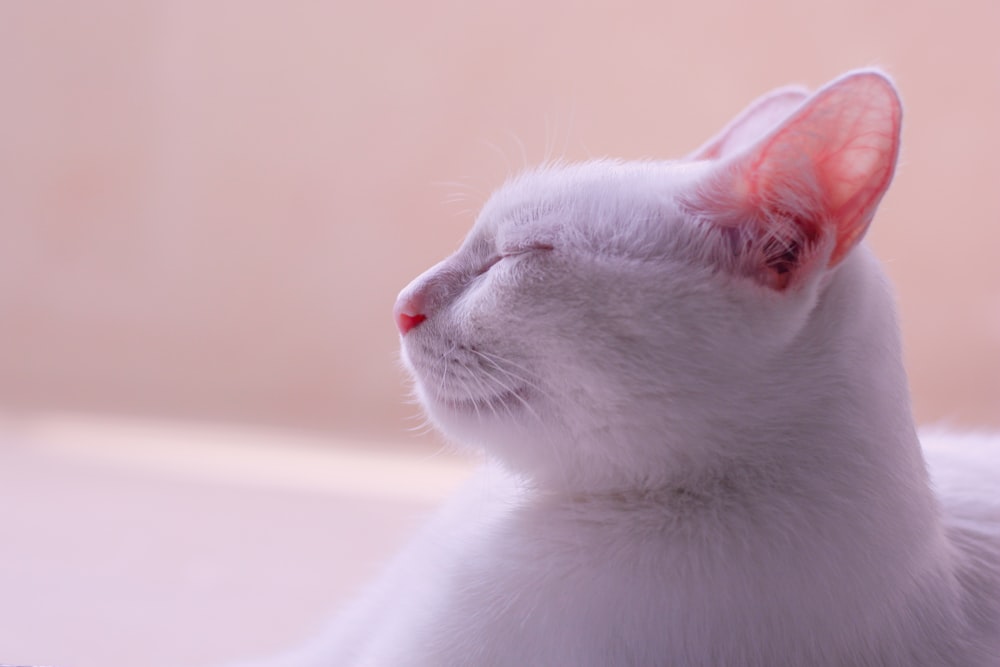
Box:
479, 138, 516, 182
476, 361, 544, 424
471, 349, 556, 403
506, 129, 529, 173
543, 112, 554, 166
560, 100, 577, 162
466, 369, 497, 422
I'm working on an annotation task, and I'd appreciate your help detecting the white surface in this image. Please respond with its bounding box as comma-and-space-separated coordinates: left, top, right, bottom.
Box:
0, 414, 473, 667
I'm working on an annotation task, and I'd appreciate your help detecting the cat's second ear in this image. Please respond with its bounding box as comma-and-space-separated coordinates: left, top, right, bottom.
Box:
689, 70, 902, 287
686, 86, 809, 161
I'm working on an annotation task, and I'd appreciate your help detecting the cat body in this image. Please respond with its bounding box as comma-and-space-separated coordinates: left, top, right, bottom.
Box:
295, 435, 999, 667
251, 71, 1000, 666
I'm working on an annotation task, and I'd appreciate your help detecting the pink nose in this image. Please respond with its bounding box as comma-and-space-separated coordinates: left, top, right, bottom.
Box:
396, 312, 426, 335
393, 293, 427, 335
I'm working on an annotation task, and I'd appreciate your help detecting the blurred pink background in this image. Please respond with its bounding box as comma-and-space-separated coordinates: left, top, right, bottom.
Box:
0, 2, 998, 666
1, 0, 997, 436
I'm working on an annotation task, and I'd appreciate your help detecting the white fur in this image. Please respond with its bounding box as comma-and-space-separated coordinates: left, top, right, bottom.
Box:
240, 72, 1000, 666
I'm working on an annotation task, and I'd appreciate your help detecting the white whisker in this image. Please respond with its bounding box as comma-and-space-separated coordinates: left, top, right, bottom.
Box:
471, 349, 557, 404
506, 129, 529, 173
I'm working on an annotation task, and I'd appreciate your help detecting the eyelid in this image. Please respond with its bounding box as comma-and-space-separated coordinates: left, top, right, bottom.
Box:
500, 242, 555, 257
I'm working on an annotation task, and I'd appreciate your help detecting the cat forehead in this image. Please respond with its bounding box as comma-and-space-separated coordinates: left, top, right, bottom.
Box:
474, 159, 708, 239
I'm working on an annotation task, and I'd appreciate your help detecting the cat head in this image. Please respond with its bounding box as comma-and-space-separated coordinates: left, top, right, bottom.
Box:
394, 71, 902, 491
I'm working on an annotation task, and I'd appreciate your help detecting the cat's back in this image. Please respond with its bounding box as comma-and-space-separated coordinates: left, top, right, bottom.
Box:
920, 430, 1000, 660
921, 429, 1000, 533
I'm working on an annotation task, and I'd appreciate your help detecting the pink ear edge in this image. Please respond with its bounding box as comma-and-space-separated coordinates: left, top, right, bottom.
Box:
828, 121, 902, 265
746, 71, 903, 271
827, 173, 894, 267
826, 72, 903, 267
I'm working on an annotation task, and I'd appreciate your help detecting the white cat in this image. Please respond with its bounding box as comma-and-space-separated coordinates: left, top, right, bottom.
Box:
252, 71, 1000, 666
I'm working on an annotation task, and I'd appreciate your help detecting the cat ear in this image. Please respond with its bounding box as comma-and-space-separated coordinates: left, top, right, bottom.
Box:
690, 70, 902, 287
686, 86, 809, 161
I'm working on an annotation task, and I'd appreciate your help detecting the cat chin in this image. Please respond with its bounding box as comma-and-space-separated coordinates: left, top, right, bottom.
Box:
422, 385, 533, 422
420, 388, 539, 450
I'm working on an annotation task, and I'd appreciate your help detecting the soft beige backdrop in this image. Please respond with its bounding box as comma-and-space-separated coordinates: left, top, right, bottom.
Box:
1, 0, 998, 439
0, 3, 999, 666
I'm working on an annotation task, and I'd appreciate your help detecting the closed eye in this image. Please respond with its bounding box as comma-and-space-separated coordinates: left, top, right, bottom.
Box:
499, 242, 555, 258
475, 243, 554, 277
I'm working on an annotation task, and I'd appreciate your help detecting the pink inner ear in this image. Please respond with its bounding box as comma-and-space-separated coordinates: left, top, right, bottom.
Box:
743, 71, 902, 267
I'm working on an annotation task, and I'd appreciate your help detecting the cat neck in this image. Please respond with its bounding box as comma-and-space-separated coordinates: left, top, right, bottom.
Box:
525, 247, 939, 538
515, 250, 956, 631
